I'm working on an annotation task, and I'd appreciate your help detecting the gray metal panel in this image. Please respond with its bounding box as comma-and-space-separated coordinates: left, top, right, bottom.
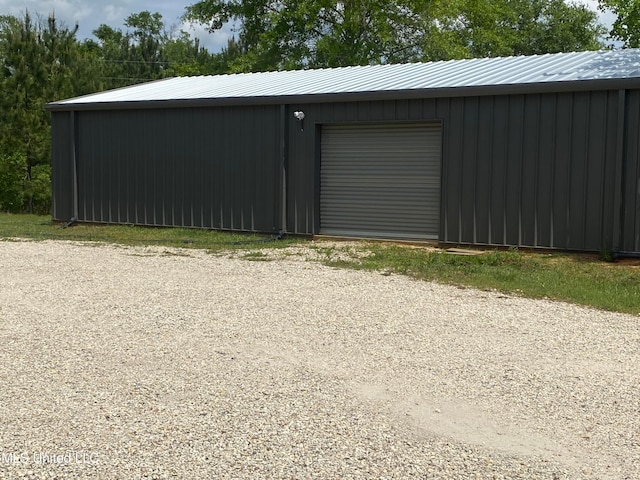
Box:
536, 93, 557, 247
552, 93, 573, 247
320, 123, 441, 240
74, 106, 282, 232
489, 96, 510, 245
440, 90, 619, 251
48, 50, 640, 110
568, 92, 589, 249
50, 86, 637, 252
460, 97, 480, 242
50, 112, 73, 221
475, 96, 494, 244
504, 95, 525, 246
520, 94, 541, 247
621, 90, 640, 252
441, 98, 463, 242
583, 91, 610, 251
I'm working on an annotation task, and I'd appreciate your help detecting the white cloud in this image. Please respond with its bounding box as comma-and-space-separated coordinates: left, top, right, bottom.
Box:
0, 1, 188, 40
575, 0, 616, 29
0, 0, 92, 24
182, 20, 234, 53
102, 4, 126, 23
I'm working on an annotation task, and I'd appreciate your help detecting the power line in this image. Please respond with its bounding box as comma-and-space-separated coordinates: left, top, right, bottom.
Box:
99, 58, 173, 65
100, 76, 159, 82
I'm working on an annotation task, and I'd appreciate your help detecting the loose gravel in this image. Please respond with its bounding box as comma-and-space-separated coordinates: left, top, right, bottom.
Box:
0, 239, 638, 480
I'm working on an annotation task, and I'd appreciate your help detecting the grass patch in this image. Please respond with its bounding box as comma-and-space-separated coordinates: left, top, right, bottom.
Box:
1, 214, 639, 315
241, 251, 273, 261
0, 214, 300, 252
326, 245, 640, 315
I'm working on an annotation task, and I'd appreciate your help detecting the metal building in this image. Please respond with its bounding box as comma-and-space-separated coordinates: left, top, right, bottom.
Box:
47, 49, 640, 254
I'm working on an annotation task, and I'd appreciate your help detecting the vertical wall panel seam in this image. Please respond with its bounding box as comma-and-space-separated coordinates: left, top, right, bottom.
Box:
530, 95, 539, 247
533, 95, 541, 247
518, 97, 525, 246
280, 104, 288, 233
635, 94, 640, 251
487, 97, 494, 245
458, 100, 464, 243
70, 111, 79, 222
473, 98, 479, 244
612, 90, 626, 252
437, 116, 445, 243
581, 94, 592, 251
636, 103, 640, 252
440, 98, 449, 243
550, 94, 558, 248
503, 96, 509, 245
566, 93, 574, 248
597, 92, 609, 250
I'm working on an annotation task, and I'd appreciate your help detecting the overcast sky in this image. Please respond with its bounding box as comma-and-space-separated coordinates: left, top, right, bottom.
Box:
0, 0, 617, 54
0, 0, 232, 52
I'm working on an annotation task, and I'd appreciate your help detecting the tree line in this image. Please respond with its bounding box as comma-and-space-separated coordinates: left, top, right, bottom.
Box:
0, 10, 236, 214
0, 0, 635, 214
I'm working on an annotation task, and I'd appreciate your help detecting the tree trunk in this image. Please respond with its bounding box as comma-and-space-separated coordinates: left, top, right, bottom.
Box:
26, 153, 33, 214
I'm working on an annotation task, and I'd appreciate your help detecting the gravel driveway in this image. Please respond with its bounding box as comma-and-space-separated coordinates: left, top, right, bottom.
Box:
0, 239, 638, 479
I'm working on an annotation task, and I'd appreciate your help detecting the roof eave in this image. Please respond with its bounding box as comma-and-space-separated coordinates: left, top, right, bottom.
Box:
45, 77, 640, 112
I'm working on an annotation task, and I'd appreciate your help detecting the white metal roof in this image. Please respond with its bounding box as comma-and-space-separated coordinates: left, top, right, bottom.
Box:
50, 49, 640, 107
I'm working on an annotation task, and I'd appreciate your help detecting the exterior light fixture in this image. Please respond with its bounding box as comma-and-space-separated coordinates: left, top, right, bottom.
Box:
293, 111, 305, 131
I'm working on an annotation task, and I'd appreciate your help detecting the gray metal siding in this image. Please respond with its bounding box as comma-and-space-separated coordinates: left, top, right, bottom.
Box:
49, 85, 640, 253
285, 90, 626, 251
320, 123, 441, 239
73, 105, 282, 231
439, 90, 620, 251
50, 112, 74, 221
621, 89, 640, 253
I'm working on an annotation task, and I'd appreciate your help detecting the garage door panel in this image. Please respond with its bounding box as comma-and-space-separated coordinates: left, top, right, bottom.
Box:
320, 123, 442, 240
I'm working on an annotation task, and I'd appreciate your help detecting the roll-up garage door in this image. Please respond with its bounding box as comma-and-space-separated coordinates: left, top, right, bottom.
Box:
320, 123, 441, 240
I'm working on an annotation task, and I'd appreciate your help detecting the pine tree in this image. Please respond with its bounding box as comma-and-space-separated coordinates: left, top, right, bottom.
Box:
0, 11, 79, 213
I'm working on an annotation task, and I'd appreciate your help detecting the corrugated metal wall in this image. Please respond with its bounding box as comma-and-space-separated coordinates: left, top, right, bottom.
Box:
50, 87, 640, 253
440, 91, 620, 251
286, 90, 630, 252
63, 105, 283, 232
621, 89, 640, 253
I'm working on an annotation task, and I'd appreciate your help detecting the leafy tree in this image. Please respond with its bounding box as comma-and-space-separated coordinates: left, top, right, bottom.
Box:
0, 11, 80, 213
164, 28, 224, 76
0, 152, 25, 213
311, 0, 408, 67
87, 24, 127, 87
516, 0, 605, 54
433, 0, 604, 59
184, 0, 605, 70
91, 11, 219, 88
184, 0, 421, 69
124, 11, 168, 80
599, 0, 640, 47
210, 36, 252, 72
91, 18, 162, 88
